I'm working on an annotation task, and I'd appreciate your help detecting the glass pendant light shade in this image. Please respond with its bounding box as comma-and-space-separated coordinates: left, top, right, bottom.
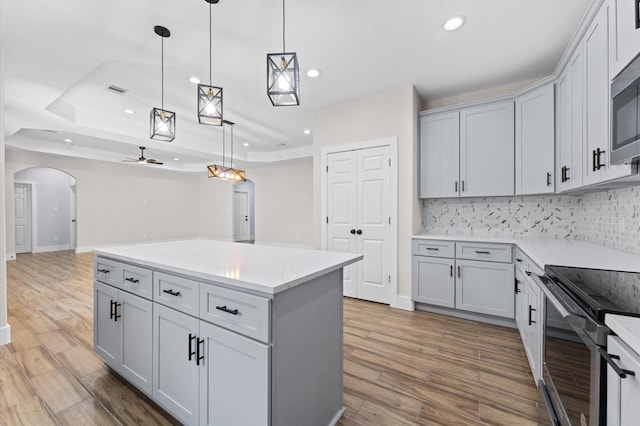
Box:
150, 25, 175, 142
150, 107, 176, 141
267, 52, 300, 106
197, 84, 223, 125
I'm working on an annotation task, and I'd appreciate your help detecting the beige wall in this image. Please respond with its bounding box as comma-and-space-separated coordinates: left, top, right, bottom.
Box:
250, 159, 313, 247
313, 85, 421, 304
5, 150, 201, 253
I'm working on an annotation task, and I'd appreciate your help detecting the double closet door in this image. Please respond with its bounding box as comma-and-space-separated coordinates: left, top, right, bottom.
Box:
326, 146, 391, 304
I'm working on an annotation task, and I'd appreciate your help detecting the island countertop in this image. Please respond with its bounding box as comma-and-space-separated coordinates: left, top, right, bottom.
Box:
94, 238, 362, 295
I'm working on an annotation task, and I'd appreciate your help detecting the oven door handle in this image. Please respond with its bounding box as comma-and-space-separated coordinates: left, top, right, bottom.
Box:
536, 274, 589, 329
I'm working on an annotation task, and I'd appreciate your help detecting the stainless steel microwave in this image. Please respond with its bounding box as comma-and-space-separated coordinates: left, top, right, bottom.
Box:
611, 54, 640, 165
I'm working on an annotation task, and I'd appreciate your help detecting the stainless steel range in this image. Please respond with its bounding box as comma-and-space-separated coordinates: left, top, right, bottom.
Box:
537, 265, 640, 426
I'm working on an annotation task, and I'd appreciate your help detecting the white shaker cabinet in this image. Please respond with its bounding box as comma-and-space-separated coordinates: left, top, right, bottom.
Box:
419, 100, 514, 198
94, 281, 153, 396
459, 101, 515, 197
609, 0, 640, 79
556, 49, 584, 191
412, 252, 455, 308
455, 259, 515, 319
419, 111, 460, 198
515, 83, 555, 195
606, 335, 640, 426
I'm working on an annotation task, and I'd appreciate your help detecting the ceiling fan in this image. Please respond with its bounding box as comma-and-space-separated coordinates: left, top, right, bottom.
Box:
122, 146, 164, 165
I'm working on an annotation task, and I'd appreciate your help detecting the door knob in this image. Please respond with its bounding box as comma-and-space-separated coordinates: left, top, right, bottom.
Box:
356, 229, 363, 235
350, 229, 356, 235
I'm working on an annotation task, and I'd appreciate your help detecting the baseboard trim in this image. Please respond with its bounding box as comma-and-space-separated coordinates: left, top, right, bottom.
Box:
75, 246, 94, 254
391, 295, 414, 311
6, 253, 16, 261
414, 303, 517, 328
0, 323, 11, 346
33, 244, 72, 253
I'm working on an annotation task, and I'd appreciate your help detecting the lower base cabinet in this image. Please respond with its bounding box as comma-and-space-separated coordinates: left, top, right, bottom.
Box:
153, 303, 269, 426
607, 336, 640, 425
456, 259, 515, 318
94, 281, 153, 395
515, 264, 543, 384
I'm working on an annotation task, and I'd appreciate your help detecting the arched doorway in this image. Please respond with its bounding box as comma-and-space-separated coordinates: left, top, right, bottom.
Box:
232, 179, 255, 243
13, 167, 77, 254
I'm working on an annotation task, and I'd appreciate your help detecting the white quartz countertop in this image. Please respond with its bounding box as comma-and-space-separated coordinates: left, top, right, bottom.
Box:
413, 234, 640, 273
94, 239, 362, 295
606, 314, 640, 356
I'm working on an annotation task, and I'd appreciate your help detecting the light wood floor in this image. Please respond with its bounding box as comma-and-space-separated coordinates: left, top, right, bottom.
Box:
1, 251, 539, 425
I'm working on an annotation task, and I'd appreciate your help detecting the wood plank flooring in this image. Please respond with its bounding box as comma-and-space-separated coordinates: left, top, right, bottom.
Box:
1, 251, 539, 425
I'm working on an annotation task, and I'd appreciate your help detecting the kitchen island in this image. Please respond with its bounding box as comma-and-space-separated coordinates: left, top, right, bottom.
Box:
93, 239, 362, 426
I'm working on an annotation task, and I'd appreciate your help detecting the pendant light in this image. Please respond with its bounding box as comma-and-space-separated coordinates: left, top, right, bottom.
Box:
207, 120, 246, 182
150, 25, 176, 142
197, 0, 223, 125
266, 0, 300, 106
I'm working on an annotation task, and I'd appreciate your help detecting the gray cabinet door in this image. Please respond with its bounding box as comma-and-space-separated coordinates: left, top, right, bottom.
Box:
460, 101, 515, 197
412, 256, 455, 308
419, 111, 460, 198
119, 291, 153, 396
94, 281, 119, 367
153, 304, 200, 426
199, 321, 269, 426
455, 259, 515, 318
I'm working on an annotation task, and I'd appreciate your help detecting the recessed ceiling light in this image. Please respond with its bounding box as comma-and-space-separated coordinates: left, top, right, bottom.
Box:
174, 158, 179, 161
189, 76, 201, 84
63, 138, 72, 143
444, 16, 466, 31
306, 69, 321, 78
124, 109, 136, 115
303, 129, 311, 135
243, 142, 249, 147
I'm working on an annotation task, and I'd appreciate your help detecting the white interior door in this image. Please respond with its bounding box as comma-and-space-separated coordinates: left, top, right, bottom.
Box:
326, 146, 391, 303
69, 185, 77, 250
326, 151, 358, 297
14, 183, 32, 254
233, 190, 250, 242
356, 146, 390, 303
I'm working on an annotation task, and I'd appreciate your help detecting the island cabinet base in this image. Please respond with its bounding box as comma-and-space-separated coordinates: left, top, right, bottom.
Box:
94, 255, 346, 426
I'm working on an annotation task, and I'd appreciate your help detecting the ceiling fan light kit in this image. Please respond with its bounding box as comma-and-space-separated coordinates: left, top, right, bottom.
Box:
267, 0, 300, 106
123, 146, 164, 165
197, 0, 224, 125
150, 25, 176, 142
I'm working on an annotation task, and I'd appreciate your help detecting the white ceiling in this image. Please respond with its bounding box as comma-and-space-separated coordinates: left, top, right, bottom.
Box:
1, 0, 590, 172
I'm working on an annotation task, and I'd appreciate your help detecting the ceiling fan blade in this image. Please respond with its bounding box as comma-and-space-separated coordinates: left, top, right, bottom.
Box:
147, 159, 164, 165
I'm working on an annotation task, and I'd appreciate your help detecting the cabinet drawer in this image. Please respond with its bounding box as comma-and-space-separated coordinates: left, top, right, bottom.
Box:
456, 242, 512, 263
199, 285, 271, 343
154, 272, 199, 316
412, 239, 455, 258
514, 247, 544, 277
95, 257, 120, 287
119, 263, 153, 299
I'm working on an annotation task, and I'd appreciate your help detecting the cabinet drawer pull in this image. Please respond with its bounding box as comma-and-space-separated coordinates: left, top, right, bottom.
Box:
475, 250, 490, 255
109, 300, 116, 320
188, 333, 196, 361
98, 268, 110, 274
515, 258, 522, 263
125, 277, 140, 284
216, 305, 239, 315
163, 289, 182, 297
526, 271, 532, 276
528, 305, 536, 326
113, 302, 121, 321
599, 347, 635, 378
196, 337, 205, 366
426, 247, 440, 251
546, 172, 552, 186
515, 278, 521, 294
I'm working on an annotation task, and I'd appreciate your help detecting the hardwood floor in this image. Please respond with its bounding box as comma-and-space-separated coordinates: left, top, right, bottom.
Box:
1, 251, 539, 425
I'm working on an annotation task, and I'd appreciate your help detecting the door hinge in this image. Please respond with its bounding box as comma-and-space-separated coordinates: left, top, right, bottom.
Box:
388, 275, 391, 284
326, 165, 328, 173
389, 158, 391, 167
389, 217, 391, 225
326, 217, 328, 224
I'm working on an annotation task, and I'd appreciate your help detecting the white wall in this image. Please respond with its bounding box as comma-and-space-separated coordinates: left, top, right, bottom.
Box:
197, 173, 235, 241
313, 85, 421, 306
6, 150, 201, 252
15, 167, 75, 249
1, 42, 10, 345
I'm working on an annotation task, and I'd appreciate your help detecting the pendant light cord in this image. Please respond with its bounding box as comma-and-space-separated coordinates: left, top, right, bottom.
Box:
161, 37, 164, 109
209, 1, 213, 86
230, 123, 234, 168
222, 122, 226, 167
282, 0, 286, 52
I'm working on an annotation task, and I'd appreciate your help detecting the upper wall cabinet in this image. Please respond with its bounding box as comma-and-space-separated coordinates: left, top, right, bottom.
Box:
609, 0, 640, 79
419, 100, 514, 198
515, 83, 555, 195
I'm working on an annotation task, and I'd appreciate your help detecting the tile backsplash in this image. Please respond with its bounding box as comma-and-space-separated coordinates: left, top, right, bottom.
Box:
422, 186, 640, 255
